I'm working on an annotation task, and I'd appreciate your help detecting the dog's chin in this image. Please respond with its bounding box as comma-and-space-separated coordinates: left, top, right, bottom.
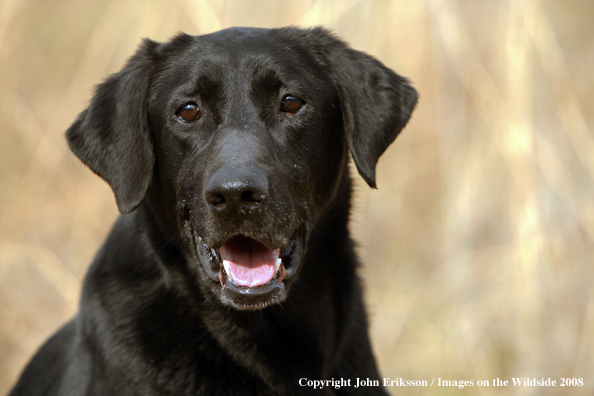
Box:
192, 230, 305, 311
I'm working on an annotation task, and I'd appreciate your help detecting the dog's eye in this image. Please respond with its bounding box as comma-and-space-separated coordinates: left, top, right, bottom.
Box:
281, 96, 304, 113
176, 102, 200, 122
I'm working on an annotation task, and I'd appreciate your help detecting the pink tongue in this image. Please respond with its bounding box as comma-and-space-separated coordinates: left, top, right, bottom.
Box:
220, 236, 280, 287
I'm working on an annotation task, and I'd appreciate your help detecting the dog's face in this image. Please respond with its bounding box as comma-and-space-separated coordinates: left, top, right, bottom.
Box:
66, 27, 417, 310
148, 29, 346, 309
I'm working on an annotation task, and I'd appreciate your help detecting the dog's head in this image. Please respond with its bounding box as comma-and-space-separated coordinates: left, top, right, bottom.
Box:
66, 27, 417, 310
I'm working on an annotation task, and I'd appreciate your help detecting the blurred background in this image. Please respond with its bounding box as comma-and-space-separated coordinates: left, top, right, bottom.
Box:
1, 0, 593, 394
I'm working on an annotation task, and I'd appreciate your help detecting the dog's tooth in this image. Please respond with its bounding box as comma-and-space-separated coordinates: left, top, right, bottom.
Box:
275, 258, 282, 273
278, 263, 286, 284
223, 260, 231, 275
218, 270, 226, 287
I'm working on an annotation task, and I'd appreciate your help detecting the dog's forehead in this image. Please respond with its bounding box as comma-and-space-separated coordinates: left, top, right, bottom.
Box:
198, 27, 305, 56
162, 28, 321, 82
201, 26, 278, 44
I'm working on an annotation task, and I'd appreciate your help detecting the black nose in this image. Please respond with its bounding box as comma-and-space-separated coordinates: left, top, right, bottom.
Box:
205, 165, 269, 218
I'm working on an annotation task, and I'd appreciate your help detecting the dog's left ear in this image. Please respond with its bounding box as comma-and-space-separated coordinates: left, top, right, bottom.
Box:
66, 39, 159, 214
309, 28, 418, 188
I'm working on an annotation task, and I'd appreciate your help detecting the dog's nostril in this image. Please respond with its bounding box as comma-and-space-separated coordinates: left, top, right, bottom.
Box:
206, 192, 227, 207
241, 190, 266, 208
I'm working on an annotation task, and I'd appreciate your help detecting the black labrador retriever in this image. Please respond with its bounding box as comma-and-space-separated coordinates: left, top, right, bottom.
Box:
10, 27, 417, 395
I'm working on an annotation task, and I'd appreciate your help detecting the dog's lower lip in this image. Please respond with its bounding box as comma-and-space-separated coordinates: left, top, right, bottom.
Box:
220, 261, 287, 296
221, 257, 283, 288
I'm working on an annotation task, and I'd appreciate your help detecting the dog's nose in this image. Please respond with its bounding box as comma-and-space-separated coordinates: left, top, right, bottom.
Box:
205, 165, 269, 217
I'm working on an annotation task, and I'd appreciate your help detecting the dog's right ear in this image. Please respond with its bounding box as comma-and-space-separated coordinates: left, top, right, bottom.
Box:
66, 39, 159, 214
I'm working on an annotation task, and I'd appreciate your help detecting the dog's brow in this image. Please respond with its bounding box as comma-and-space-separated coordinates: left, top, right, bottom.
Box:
193, 75, 223, 100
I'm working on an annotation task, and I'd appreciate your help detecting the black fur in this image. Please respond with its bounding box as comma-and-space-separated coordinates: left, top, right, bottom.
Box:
10, 27, 417, 395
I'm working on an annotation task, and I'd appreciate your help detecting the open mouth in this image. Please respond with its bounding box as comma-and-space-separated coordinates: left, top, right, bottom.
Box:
219, 235, 284, 288
195, 231, 304, 305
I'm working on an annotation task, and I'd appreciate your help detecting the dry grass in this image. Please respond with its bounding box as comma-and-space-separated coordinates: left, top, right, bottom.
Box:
1, 0, 593, 394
